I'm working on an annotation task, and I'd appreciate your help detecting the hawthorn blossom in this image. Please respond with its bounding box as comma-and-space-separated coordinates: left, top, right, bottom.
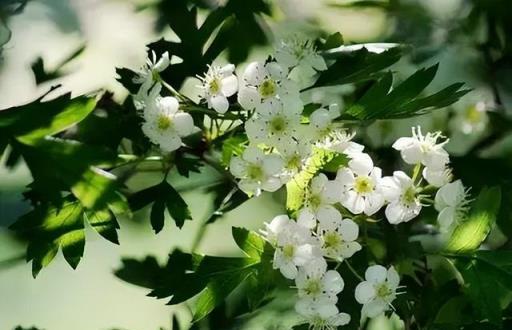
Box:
133, 51, 170, 108
245, 103, 302, 147
238, 61, 302, 114
197, 64, 238, 114
355, 265, 400, 318
275, 140, 312, 182
453, 101, 489, 135
295, 296, 351, 330
336, 153, 385, 216
317, 216, 361, 261
229, 146, 285, 196
141, 94, 194, 152
261, 214, 293, 244
295, 258, 344, 301
297, 173, 342, 229
320, 130, 365, 156
434, 180, 472, 232
381, 171, 422, 224
422, 166, 453, 188
275, 37, 327, 83
273, 221, 321, 279
308, 105, 341, 142
392, 126, 449, 170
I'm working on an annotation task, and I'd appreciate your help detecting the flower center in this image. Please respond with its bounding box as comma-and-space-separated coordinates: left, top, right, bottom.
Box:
258, 79, 277, 98
376, 283, 392, 298
465, 105, 483, 124
402, 186, 417, 205
208, 77, 221, 95
354, 176, 374, 194
282, 244, 295, 259
247, 164, 264, 180
157, 115, 172, 130
304, 279, 322, 296
269, 116, 287, 134
308, 193, 322, 210
323, 231, 341, 250
286, 154, 302, 170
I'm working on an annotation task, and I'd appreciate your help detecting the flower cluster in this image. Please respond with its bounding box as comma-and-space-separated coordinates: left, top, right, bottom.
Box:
130, 39, 473, 329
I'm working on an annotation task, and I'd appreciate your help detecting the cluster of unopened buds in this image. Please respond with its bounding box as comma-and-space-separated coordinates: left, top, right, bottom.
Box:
131, 37, 473, 329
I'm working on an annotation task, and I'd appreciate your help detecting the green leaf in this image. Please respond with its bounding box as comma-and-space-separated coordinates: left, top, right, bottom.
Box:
445, 186, 502, 253
317, 32, 344, 50
451, 251, 512, 327
232, 227, 266, 259
10, 197, 119, 277
15, 138, 122, 209
221, 134, 247, 167
346, 65, 470, 120
0, 93, 96, 143
315, 46, 403, 87
129, 180, 192, 232
286, 148, 338, 213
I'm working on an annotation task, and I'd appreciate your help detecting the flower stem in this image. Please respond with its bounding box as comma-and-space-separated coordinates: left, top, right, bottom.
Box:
345, 260, 364, 281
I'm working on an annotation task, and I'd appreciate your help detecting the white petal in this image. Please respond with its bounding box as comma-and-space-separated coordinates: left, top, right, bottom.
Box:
365, 265, 387, 283
393, 171, 413, 187
401, 144, 423, 165
336, 168, 355, 186
158, 134, 182, 152
262, 154, 284, 175
363, 299, 388, 318
349, 153, 374, 176
311, 173, 328, 194
322, 181, 343, 204
229, 157, 246, 178
173, 113, 195, 136
385, 202, 406, 224
265, 62, 286, 80
355, 281, 376, 304
221, 75, 238, 97
331, 313, 351, 326
238, 86, 261, 110
210, 94, 229, 114
438, 207, 456, 230
243, 61, 266, 85
341, 241, 362, 258
392, 137, 414, 151
342, 191, 365, 214
243, 146, 264, 163
323, 270, 344, 294
154, 51, 170, 72
158, 96, 179, 114
279, 262, 298, 279
298, 208, 317, 229
310, 108, 331, 129
339, 219, 359, 242
387, 266, 400, 289
316, 205, 342, 224
261, 177, 283, 192
364, 192, 384, 216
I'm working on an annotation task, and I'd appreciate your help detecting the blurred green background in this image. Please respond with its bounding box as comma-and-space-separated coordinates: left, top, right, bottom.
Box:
0, 0, 498, 329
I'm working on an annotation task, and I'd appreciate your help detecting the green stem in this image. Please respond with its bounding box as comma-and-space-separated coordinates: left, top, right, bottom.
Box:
345, 260, 364, 281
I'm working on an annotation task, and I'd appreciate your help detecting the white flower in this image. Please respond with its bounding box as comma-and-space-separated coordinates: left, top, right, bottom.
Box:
197, 64, 238, 114
355, 265, 400, 318
132, 51, 170, 109
336, 153, 385, 216
261, 214, 293, 244
273, 221, 320, 279
392, 126, 449, 170
295, 296, 351, 330
296, 258, 344, 301
238, 61, 303, 114
434, 180, 472, 232
141, 94, 194, 153
317, 215, 361, 261
245, 103, 302, 147
275, 37, 327, 85
307, 105, 341, 142
453, 101, 489, 135
381, 171, 422, 224
320, 130, 365, 156
229, 146, 285, 196
297, 173, 342, 229
275, 140, 312, 182
422, 166, 453, 188
133, 50, 170, 85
